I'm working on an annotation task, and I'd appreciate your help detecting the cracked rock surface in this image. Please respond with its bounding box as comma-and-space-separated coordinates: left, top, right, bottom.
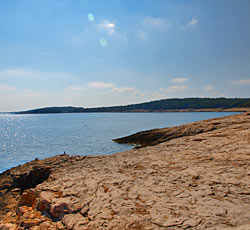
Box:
1, 112, 250, 229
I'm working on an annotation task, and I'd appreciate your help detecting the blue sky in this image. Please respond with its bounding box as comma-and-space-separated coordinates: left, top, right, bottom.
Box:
0, 0, 250, 111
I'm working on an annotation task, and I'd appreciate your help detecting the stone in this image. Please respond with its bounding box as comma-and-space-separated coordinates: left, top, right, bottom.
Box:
20, 218, 41, 228
0, 223, 18, 230
1, 113, 250, 229
62, 213, 88, 230
19, 189, 37, 207
36, 191, 56, 212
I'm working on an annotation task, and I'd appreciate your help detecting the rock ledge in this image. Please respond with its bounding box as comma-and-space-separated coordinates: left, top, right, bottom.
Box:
1, 113, 250, 229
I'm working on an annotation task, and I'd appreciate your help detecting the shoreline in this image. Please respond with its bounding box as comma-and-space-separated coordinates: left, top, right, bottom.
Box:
1, 112, 250, 229
10, 107, 250, 114
113, 112, 248, 148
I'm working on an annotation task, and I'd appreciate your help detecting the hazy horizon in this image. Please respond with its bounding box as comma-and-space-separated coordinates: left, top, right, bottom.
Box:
1, 0, 250, 112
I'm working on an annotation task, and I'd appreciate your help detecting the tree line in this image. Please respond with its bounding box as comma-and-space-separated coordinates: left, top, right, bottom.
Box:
16, 98, 250, 114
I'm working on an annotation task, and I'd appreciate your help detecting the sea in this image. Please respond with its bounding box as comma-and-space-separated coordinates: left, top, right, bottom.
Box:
0, 112, 239, 173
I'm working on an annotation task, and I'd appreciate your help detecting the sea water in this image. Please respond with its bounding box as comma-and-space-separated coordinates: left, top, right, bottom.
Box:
0, 112, 239, 173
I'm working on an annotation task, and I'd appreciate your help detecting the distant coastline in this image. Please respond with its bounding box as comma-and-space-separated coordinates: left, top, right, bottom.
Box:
13, 97, 250, 114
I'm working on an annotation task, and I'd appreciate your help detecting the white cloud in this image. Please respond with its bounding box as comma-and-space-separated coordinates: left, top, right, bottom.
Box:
97, 20, 116, 35
69, 81, 138, 95
0, 69, 71, 80
160, 85, 188, 93
0, 86, 52, 112
66, 86, 85, 92
1, 69, 33, 77
171, 78, 189, 83
231, 79, 250, 85
0, 69, 36, 78
88, 81, 114, 89
111, 87, 138, 93
0, 83, 16, 91
186, 16, 198, 27
203, 85, 215, 91
73, 18, 127, 48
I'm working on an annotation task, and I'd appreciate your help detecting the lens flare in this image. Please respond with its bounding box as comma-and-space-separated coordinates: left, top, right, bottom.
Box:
88, 13, 94, 22
100, 38, 107, 47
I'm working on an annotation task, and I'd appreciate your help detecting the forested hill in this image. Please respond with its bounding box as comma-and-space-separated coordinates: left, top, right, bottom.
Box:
15, 106, 85, 114
14, 98, 250, 114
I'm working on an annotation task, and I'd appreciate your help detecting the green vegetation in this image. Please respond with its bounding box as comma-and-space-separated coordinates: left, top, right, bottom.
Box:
16, 106, 85, 114
15, 98, 250, 114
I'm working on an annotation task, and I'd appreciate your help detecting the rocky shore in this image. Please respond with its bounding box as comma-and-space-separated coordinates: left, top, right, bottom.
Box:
1, 112, 250, 229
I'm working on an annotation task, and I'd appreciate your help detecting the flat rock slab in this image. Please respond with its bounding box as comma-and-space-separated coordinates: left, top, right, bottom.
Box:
1, 113, 250, 229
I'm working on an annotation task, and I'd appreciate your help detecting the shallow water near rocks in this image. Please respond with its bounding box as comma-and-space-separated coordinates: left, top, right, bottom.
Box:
0, 112, 239, 173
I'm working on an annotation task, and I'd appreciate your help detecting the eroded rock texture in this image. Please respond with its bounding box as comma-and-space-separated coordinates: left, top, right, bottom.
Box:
1, 113, 250, 229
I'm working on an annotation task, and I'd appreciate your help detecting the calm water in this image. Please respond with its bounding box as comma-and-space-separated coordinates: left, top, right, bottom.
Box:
0, 112, 238, 173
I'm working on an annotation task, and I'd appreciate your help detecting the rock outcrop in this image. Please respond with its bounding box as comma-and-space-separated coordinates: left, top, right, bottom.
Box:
1, 112, 250, 229
113, 112, 249, 147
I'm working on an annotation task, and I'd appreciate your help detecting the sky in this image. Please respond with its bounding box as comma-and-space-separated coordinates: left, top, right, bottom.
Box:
0, 0, 250, 112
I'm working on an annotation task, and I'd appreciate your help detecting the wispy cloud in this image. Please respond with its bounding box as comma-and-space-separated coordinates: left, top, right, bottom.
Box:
1, 69, 33, 77
142, 17, 172, 31
144, 17, 165, 26
73, 17, 128, 48
66, 86, 85, 92
203, 85, 215, 91
0, 69, 71, 80
230, 79, 250, 85
111, 87, 138, 93
0, 69, 36, 78
144, 17, 167, 27
171, 78, 189, 83
97, 20, 116, 35
88, 81, 138, 94
88, 81, 115, 89
136, 30, 148, 40
0, 83, 16, 91
186, 16, 198, 27
160, 85, 188, 93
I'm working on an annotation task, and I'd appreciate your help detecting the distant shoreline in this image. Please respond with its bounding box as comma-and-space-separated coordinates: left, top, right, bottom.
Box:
12, 107, 250, 114
11, 98, 250, 114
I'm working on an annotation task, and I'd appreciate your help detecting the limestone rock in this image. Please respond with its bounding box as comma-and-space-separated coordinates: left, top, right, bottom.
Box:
0, 223, 18, 230
0, 113, 250, 229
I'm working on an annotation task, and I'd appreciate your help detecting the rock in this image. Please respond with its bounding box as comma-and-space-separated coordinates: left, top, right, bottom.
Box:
39, 221, 52, 229
62, 213, 88, 230
0, 223, 18, 230
30, 227, 40, 230
214, 207, 228, 217
20, 218, 41, 229
36, 191, 56, 212
56, 221, 66, 230
19, 189, 37, 207
17, 206, 33, 216
0, 113, 250, 229
50, 197, 81, 220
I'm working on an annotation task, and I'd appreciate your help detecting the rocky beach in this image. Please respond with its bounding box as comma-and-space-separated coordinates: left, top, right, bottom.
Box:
1, 112, 250, 229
